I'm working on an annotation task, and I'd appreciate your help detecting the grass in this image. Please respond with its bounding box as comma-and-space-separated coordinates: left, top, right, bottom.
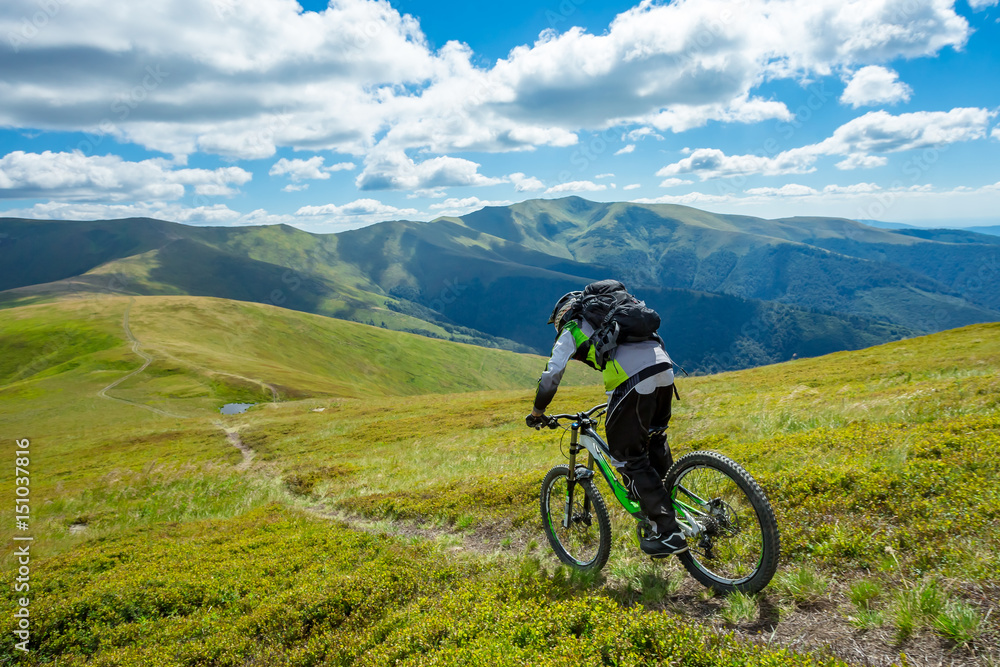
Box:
848, 579, 882, 611
2, 295, 999, 663
891, 579, 946, 642
933, 599, 986, 648
773, 565, 830, 606
721, 592, 760, 625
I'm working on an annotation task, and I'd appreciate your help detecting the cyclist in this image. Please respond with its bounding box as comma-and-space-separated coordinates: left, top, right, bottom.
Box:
526, 290, 687, 556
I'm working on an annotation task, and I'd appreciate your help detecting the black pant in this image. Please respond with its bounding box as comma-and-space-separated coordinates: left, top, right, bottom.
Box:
604, 385, 677, 533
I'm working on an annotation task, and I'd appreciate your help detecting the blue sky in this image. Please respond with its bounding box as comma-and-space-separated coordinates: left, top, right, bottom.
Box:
1, 0, 998, 231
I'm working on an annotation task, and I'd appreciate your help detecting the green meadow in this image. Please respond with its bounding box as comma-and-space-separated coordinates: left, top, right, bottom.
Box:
1, 295, 997, 665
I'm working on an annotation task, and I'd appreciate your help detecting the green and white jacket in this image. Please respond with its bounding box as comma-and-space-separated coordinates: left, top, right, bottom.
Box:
533, 319, 674, 413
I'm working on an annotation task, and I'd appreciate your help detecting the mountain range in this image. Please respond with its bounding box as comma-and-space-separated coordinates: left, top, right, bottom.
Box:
3, 197, 998, 372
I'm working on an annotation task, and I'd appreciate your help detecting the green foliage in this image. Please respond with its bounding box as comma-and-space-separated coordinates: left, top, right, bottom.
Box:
848, 579, 882, 611
891, 579, 947, 642
773, 565, 829, 606
721, 592, 760, 625
933, 600, 985, 648
849, 609, 885, 631
0, 506, 848, 666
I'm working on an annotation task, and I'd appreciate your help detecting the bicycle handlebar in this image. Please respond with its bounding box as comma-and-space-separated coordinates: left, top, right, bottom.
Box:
545, 402, 608, 423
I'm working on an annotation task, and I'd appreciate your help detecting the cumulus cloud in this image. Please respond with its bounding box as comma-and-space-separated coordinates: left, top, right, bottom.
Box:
0, 200, 249, 224
744, 183, 882, 197
967, 0, 998, 9
544, 181, 608, 194
295, 198, 419, 222
0, 150, 251, 200
614, 144, 636, 155
816, 108, 994, 155
659, 177, 694, 188
657, 107, 995, 179
657, 147, 817, 180
269, 157, 355, 182
508, 172, 546, 192
835, 154, 889, 170
623, 183, 641, 190
840, 66, 912, 108
355, 151, 503, 191
428, 196, 514, 217
0, 0, 973, 163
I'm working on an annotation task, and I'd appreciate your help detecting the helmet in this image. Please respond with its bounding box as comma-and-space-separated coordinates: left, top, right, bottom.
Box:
548, 291, 582, 330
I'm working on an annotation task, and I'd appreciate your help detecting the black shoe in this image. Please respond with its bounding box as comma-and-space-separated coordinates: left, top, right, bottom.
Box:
640, 529, 688, 556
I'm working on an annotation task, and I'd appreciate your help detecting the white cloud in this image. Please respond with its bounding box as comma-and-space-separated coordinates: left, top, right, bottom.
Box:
0, 200, 248, 224
835, 154, 888, 170
632, 192, 735, 206
508, 172, 546, 192
658, 108, 995, 179
0, 0, 973, 163
745, 184, 819, 197
625, 128, 661, 142
595, 173, 614, 179
992, 127, 1000, 141
0, 150, 251, 200
355, 151, 503, 191
294, 198, 420, 229
282, 183, 308, 192
628, 181, 1000, 223
968, 0, 998, 9
657, 147, 817, 180
840, 66, 912, 108
614, 144, 636, 155
744, 183, 882, 197
544, 180, 608, 194
269, 157, 355, 182
659, 177, 694, 188
816, 108, 994, 155
623, 183, 641, 190
428, 196, 513, 217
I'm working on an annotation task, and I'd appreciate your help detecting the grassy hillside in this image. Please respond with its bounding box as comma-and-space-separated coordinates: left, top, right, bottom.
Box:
1, 295, 997, 665
4, 203, 996, 372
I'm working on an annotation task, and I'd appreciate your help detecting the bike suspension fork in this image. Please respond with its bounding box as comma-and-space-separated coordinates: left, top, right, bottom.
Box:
563, 423, 580, 528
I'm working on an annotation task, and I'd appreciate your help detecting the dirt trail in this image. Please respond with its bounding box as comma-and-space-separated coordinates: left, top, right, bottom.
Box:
97, 298, 186, 419
216, 424, 255, 470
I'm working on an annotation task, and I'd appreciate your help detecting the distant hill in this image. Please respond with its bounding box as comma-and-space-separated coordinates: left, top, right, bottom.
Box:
3, 198, 998, 372
0, 295, 591, 410
966, 225, 1000, 237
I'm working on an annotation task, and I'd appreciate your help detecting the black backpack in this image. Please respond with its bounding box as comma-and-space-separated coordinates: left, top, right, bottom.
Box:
578, 280, 661, 368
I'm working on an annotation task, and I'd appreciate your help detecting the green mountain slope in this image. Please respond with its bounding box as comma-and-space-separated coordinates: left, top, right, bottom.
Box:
0, 295, 591, 413
3, 198, 997, 373
452, 198, 1000, 328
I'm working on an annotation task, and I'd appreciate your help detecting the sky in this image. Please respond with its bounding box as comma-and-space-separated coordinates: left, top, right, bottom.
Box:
0, 0, 998, 232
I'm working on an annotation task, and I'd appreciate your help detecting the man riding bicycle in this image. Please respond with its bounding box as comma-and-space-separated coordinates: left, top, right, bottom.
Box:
526, 284, 687, 556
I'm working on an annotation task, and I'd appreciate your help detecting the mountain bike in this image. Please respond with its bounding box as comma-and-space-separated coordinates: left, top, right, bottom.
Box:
537, 403, 779, 594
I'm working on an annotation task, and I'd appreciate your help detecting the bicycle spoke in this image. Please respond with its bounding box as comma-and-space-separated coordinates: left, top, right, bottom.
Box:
677, 465, 763, 583
546, 475, 603, 565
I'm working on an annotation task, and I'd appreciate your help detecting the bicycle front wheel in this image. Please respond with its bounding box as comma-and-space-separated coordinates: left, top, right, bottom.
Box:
540, 465, 612, 572
665, 451, 780, 594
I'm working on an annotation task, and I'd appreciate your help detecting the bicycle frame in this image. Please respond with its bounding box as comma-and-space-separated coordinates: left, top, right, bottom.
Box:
557, 404, 712, 539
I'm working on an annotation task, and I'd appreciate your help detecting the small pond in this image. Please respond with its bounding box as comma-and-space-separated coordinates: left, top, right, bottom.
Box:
219, 403, 255, 415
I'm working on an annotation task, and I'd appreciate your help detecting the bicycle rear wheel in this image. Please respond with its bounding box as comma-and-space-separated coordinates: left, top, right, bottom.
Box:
540, 465, 612, 572
665, 451, 779, 594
